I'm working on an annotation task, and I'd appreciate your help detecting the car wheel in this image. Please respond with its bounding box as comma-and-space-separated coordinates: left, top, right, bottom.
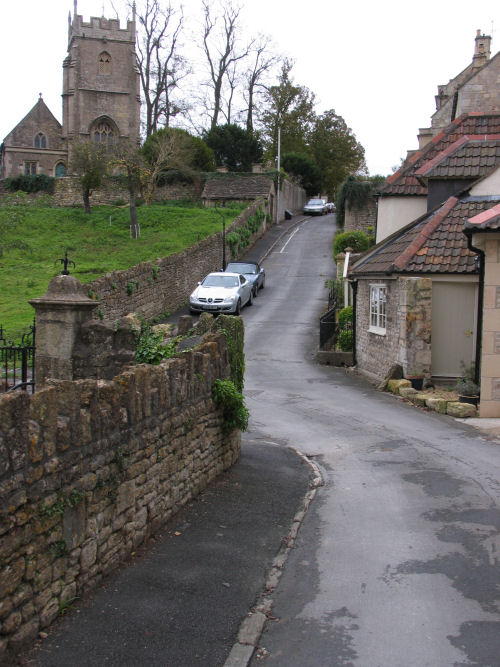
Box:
248, 290, 253, 306
260, 277, 265, 290
253, 285, 258, 298
234, 299, 241, 316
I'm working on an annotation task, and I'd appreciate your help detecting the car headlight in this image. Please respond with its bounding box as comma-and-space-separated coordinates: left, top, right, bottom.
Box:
223, 295, 236, 303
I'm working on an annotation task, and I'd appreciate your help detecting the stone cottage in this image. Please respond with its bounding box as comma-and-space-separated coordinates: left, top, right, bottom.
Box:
349, 160, 500, 385
375, 31, 499, 243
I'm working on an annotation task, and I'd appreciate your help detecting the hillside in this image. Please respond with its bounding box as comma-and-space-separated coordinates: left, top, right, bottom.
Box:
0, 200, 245, 337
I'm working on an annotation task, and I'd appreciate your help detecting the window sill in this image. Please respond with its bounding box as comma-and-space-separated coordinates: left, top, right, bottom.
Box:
368, 327, 386, 336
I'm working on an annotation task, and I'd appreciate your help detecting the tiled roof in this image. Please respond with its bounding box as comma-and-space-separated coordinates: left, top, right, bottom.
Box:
202, 175, 273, 200
464, 202, 500, 231
416, 137, 500, 179
350, 196, 500, 277
378, 114, 500, 196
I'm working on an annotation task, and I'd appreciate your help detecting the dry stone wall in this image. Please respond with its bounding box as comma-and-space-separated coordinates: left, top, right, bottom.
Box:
84, 198, 269, 322
0, 326, 241, 661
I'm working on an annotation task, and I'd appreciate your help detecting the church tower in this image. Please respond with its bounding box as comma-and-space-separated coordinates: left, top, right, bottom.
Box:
62, 1, 141, 155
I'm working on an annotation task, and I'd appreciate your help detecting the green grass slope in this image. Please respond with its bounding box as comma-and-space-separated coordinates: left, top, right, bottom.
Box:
0, 200, 245, 338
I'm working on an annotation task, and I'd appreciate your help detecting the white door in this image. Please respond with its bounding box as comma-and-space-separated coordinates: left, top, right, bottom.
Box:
431, 282, 477, 378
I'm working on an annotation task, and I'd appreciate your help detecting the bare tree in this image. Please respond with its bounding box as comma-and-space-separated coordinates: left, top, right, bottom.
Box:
132, 0, 189, 137
244, 36, 280, 135
201, 0, 254, 131
110, 141, 146, 239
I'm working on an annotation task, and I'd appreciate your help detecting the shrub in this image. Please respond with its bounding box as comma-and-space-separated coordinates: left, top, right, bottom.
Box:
338, 306, 353, 327
6, 174, 55, 194
212, 378, 249, 432
134, 321, 179, 364
338, 329, 353, 351
333, 230, 370, 259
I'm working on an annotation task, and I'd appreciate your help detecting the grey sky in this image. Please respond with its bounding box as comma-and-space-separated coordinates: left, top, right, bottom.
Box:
1, 0, 498, 175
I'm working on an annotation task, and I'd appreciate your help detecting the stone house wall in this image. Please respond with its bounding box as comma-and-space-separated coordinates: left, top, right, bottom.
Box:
0, 324, 241, 659
83, 198, 269, 322
355, 277, 432, 382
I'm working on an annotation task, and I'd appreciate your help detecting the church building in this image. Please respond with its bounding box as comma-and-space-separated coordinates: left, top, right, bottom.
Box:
0, 1, 140, 179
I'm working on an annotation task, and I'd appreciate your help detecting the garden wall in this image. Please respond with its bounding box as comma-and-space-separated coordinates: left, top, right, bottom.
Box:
84, 198, 269, 322
0, 322, 242, 661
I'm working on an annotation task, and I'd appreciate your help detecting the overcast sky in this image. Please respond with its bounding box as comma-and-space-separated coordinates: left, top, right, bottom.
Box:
1, 0, 498, 176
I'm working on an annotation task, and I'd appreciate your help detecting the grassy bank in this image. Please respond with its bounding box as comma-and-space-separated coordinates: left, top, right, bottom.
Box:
0, 200, 245, 338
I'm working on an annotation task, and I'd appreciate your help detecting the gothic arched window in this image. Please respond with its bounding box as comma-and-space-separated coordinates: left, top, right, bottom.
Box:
98, 52, 112, 75
93, 121, 114, 145
34, 132, 47, 149
55, 163, 66, 177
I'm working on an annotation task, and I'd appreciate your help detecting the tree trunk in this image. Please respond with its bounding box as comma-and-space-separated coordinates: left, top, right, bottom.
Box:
129, 188, 140, 239
83, 188, 91, 214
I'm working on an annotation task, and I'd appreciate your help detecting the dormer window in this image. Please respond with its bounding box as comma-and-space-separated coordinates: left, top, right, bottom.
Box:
98, 52, 112, 75
34, 132, 47, 149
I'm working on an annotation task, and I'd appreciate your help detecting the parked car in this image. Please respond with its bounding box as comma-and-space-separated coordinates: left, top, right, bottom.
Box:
326, 202, 336, 213
189, 272, 253, 315
304, 198, 327, 216
225, 261, 265, 297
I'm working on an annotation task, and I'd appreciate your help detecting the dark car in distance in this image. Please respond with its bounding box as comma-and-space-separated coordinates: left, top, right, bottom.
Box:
225, 261, 265, 297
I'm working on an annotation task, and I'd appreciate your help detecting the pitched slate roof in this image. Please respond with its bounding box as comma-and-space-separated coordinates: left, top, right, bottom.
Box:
350, 196, 500, 277
378, 114, 500, 196
202, 175, 273, 200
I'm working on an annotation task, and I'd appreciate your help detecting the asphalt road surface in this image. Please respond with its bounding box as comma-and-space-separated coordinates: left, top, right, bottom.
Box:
241, 214, 500, 666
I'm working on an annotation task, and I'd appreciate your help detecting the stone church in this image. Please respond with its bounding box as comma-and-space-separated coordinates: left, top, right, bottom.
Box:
0, 1, 140, 179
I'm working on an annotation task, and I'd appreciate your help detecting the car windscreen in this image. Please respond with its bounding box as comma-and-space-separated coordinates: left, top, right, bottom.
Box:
202, 275, 239, 287
226, 263, 257, 274
307, 199, 323, 205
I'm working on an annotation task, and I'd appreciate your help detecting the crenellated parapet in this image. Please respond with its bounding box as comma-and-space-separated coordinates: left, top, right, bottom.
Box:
69, 13, 136, 45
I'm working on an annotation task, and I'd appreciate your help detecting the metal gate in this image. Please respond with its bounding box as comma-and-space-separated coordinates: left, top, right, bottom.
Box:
319, 306, 337, 350
0, 321, 36, 393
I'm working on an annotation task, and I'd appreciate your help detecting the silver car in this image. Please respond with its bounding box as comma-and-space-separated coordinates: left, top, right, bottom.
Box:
189, 272, 253, 315
304, 198, 327, 215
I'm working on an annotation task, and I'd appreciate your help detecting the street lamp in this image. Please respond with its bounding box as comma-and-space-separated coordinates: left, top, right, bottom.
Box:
215, 200, 227, 271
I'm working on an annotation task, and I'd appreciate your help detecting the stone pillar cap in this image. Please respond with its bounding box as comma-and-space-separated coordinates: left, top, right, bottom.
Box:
30, 275, 97, 308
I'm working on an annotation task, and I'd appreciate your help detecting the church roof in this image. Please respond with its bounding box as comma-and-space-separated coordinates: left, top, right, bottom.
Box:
3, 97, 61, 145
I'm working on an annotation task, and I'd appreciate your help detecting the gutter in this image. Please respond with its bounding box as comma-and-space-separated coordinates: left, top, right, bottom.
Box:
464, 231, 484, 386
349, 279, 358, 366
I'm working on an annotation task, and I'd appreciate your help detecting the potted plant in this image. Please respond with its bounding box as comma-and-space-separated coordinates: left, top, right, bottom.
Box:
455, 378, 480, 407
406, 368, 425, 391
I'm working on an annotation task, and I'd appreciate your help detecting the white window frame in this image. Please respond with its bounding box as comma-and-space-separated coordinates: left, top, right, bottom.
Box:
369, 284, 387, 335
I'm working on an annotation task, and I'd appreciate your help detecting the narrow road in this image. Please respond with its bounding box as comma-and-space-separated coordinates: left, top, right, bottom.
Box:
242, 214, 500, 666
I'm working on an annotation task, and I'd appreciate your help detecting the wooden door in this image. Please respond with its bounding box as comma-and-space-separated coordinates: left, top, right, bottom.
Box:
431, 282, 477, 378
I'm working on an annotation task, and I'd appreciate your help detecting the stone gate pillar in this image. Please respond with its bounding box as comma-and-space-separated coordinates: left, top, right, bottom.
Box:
29, 275, 97, 387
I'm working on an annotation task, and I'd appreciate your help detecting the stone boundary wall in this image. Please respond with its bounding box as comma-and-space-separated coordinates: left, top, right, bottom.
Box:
84, 198, 269, 322
344, 196, 377, 234
278, 180, 307, 220
0, 328, 241, 660
51, 177, 202, 207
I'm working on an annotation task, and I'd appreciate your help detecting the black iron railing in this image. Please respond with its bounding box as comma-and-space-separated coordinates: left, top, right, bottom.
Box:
0, 321, 36, 393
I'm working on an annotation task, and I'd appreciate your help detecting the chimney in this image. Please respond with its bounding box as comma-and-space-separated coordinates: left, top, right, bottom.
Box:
473, 29, 491, 68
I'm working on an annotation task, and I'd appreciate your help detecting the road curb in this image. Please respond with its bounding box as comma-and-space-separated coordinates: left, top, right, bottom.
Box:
223, 446, 324, 667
